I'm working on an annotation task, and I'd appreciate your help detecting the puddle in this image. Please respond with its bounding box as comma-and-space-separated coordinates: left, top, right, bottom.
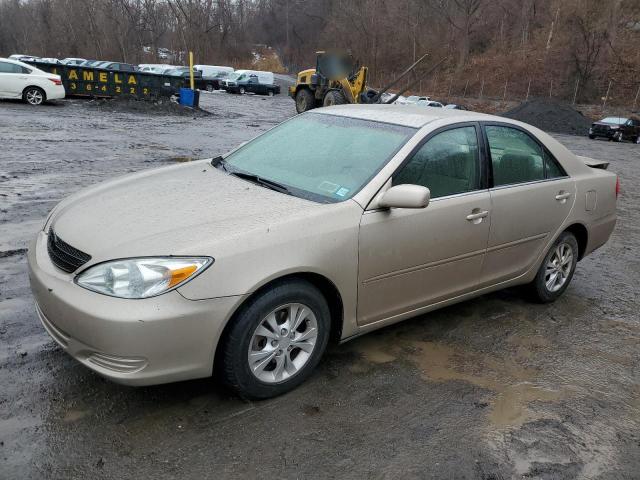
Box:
350, 334, 572, 429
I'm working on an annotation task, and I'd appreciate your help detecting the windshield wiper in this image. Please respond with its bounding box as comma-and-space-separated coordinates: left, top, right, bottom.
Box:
228, 171, 292, 195
212, 156, 292, 195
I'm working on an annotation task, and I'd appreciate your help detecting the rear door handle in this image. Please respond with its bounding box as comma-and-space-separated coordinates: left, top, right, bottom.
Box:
555, 192, 572, 202
466, 210, 489, 223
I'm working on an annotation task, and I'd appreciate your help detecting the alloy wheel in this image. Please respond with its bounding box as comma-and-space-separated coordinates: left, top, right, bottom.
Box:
544, 242, 573, 292
247, 303, 318, 383
26, 89, 44, 105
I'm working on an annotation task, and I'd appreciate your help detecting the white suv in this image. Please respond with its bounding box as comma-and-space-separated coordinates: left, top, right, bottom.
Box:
0, 58, 65, 105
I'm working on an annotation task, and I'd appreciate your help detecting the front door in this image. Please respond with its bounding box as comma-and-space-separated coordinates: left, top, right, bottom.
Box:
479, 123, 575, 286
357, 124, 491, 326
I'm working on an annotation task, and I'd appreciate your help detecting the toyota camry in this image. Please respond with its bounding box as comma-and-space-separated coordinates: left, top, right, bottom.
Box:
29, 105, 618, 399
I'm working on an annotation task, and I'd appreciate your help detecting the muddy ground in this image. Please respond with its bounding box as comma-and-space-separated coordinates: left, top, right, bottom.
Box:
0, 90, 638, 479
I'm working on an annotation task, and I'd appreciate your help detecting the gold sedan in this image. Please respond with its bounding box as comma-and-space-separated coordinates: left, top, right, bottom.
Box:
29, 105, 618, 398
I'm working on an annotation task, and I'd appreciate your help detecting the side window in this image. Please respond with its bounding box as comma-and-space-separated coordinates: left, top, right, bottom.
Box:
0, 62, 22, 73
544, 150, 565, 179
486, 126, 544, 186
394, 126, 480, 199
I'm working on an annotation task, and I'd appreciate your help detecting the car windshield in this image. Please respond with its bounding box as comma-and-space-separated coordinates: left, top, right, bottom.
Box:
601, 117, 628, 124
223, 113, 416, 203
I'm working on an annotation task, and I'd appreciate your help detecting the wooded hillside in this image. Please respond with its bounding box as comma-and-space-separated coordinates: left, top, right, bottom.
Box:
1, 0, 639, 105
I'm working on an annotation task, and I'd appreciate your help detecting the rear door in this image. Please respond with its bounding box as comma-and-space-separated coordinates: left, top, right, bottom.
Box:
0, 61, 28, 97
479, 123, 575, 286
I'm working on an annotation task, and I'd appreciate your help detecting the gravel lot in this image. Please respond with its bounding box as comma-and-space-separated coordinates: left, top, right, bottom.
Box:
1, 90, 638, 479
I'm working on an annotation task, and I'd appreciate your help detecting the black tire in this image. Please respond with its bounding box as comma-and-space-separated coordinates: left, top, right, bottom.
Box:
588, 135, 595, 139
23, 86, 46, 105
635, 135, 640, 145
206, 84, 214, 92
323, 89, 347, 107
295, 88, 315, 113
239, 86, 246, 95
614, 131, 623, 142
219, 279, 331, 399
268, 89, 274, 97
528, 231, 579, 303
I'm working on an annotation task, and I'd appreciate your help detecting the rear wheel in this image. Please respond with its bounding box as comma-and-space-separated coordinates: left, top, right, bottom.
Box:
239, 87, 246, 95
635, 135, 640, 144
219, 279, 331, 399
528, 232, 578, 303
323, 90, 347, 107
23, 87, 45, 105
588, 134, 595, 139
206, 84, 214, 92
268, 89, 274, 97
295, 88, 315, 113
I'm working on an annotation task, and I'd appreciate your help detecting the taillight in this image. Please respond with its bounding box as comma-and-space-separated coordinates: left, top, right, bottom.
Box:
49, 78, 62, 86
615, 176, 620, 198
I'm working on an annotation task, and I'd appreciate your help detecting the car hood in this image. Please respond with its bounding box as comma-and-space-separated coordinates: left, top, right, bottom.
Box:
49, 160, 324, 262
592, 121, 618, 127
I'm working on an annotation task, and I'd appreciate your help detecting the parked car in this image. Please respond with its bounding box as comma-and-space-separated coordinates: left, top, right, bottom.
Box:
0, 57, 65, 105
588, 116, 640, 143
100, 62, 138, 72
416, 99, 444, 108
194, 65, 234, 91
39, 58, 63, 65
9, 54, 40, 62
138, 64, 172, 74
30, 105, 617, 399
444, 103, 468, 110
163, 66, 202, 79
404, 95, 430, 104
61, 58, 87, 66
221, 70, 280, 95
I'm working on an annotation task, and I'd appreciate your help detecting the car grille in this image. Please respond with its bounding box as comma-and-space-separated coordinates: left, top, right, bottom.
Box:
47, 229, 91, 273
593, 125, 610, 134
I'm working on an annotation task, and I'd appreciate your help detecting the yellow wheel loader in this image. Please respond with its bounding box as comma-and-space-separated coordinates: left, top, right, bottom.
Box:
289, 51, 443, 114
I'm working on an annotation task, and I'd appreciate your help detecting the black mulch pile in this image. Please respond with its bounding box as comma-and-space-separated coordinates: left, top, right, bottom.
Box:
502, 99, 591, 135
86, 95, 212, 117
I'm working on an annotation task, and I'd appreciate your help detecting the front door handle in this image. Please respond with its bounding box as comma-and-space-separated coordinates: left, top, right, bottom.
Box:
466, 210, 489, 224
555, 192, 572, 202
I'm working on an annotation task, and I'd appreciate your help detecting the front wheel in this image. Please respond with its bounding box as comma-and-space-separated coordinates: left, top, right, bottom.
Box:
323, 89, 347, 107
239, 87, 245, 95
528, 232, 578, 303
23, 87, 45, 105
219, 279, 331, 399
635, 135, 640, 144
614, 131, 623, 142
588, 134, 595, 140
206, 84, 214, 92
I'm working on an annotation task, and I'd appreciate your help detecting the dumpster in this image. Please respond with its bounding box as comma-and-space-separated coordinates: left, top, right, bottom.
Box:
24, 61, 186, 100
178, 88, 200, 108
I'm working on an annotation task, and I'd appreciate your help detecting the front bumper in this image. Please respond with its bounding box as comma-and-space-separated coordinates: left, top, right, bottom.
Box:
28, 231, 243, 386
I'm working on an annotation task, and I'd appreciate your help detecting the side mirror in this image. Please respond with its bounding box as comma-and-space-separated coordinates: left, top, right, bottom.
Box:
378, 184, 430, 209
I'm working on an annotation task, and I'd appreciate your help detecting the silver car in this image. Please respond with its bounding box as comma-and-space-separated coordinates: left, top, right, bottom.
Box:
29, 105, 618, 398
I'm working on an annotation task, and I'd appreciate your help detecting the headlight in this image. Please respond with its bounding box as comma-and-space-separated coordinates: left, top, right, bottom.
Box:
75, 257, 212, 299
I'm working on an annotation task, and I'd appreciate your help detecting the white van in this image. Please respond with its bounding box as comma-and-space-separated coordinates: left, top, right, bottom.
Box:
194, 65, 234, 78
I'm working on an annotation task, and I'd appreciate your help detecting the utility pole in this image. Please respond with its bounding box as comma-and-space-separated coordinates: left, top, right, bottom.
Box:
603, 80, 612, 109
572, 78, 580, 105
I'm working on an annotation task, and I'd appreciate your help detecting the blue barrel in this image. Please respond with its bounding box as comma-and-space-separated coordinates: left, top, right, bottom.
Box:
179, 87, 199, 107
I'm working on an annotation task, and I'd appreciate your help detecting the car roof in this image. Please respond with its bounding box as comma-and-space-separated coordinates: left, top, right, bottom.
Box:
316, 104, 499, 129
0, 57, 35, 69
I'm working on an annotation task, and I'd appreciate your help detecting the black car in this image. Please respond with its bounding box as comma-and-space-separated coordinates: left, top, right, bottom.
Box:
589, 116, 640, 143
222, 72, 280, 96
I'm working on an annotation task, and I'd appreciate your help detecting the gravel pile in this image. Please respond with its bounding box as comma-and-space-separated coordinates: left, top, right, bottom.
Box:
502, 99, 591, 135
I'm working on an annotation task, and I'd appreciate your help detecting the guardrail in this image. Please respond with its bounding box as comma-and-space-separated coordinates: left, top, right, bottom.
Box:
25, 61, 187, 100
